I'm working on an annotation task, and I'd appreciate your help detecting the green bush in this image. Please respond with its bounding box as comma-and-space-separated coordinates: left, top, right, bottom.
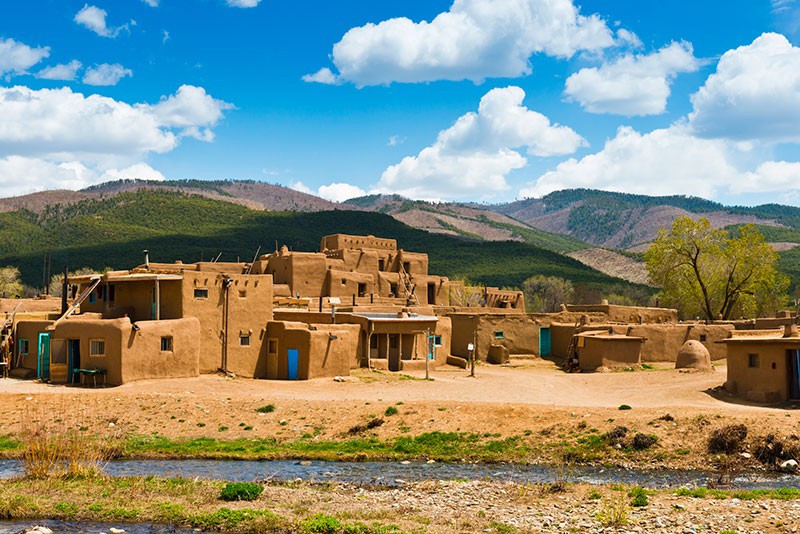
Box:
618, 405, 632, 411
256, 404, 276, 413
302, 513, 342, 533
384, 406, 399, 417
628, 486, 649, 507
219, 482, 263, 502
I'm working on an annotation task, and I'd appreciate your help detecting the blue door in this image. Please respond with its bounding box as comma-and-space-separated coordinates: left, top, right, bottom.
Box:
539, 327, 551, 357
287, 349, 299, 380
37, 333, 50, 379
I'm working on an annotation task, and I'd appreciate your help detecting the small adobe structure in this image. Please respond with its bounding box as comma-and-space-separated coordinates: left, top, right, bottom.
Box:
722, 325, 800, 403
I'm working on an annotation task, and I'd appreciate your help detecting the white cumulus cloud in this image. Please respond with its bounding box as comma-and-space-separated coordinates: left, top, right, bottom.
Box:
690, 32, 800, 141
226, 0, 261, 7
306, 0, 617, 86
82, 63, 132, 86
301, 68, 340, 85
100, 162, 166, 182
0, 84, 232, 194
37, 60, 82, 81
142, 0, 159, 6
521, 126, 740, 199
74, 4, 130, 38
147, 84, 235, 141
318, 183, 367, 203
376, 86, 585, 200
0, 38, 49, 77
564, 41, 700, 115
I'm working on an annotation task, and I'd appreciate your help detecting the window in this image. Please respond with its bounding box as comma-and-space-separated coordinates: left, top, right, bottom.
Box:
238, 290, 247, 298
160, 337, 173, 352
18, 339, 28, 356
432, 335, 442, 347
240, 335, 251, 346
494, 331, 505, 340
268, 339, 278, 354
699, 334, 707, 342
341, 279, 347, 286
90, 339, 106, 357
390, 283, 398, 296
378, 259, 385, 271
194, 288, 209, 299
108, 284, 115, 302
88, 291, 97, 305
748, 353, 760, 368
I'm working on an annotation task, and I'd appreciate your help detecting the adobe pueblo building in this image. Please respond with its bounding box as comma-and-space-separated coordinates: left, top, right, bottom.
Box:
10, 234, 523, 385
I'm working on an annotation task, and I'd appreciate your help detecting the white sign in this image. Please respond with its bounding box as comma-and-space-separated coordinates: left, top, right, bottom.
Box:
467, 343, 474, 351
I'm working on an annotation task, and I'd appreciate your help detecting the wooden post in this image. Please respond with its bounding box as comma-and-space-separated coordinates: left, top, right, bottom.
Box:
154, 279, 160, 321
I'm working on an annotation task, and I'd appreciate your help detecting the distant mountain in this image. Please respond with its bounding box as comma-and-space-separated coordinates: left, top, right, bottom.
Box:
0, 179, 356, 216
346, 194, 589, 254
491, 189, 789, 250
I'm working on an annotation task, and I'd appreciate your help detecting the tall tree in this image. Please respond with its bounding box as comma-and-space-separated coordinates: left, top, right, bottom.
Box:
645, 217, 788, 320
523, 275, 574, 313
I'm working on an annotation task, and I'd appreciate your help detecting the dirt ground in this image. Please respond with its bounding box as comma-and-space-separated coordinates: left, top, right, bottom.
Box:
0, 359, 796, 471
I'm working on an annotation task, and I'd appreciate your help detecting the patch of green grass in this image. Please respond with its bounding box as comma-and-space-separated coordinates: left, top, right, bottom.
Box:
219, 482, 263, 502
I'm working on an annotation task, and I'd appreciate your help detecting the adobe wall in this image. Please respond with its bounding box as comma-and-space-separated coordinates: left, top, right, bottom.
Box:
182, 271, 272, 375
119, 318, 200, 384
321, 234, 397, 252
112, 279, 183, 322
397, 250, 428, 277
566, 304, 677, 323
14, 320, 54, 370
0, 298, 60, 315
624, 324, 733, 362
265, 321, 359, 379
449, 313, 538, 360
49, 317, 125, 385
433, 316, 452, 366
548, 322, 579, 359
263, 252, 327, 298
725, 341, 792, 403
326, 270, 375, 298
577, 336, 642, 371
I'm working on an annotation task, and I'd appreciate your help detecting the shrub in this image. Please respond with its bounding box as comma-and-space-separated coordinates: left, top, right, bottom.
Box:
618, 405, 632, 411
708, 424, 748, 454
632, 433, 658, 450
628, 486, 649, 507
302, 513, 342, 534
219, 482, 264, 502
596, 496, 629, 527
256, 404, 276, 413
384, 406, 399, 417
605, 426, 628, 444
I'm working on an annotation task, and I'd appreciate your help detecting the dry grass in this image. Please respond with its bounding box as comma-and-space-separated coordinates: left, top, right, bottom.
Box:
19, 404, 117, 479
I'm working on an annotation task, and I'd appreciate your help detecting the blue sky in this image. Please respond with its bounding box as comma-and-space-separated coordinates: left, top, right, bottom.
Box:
2, 0, 800, 206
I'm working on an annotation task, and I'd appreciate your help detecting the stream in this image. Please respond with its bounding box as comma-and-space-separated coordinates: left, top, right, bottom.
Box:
0, 458, 797, 490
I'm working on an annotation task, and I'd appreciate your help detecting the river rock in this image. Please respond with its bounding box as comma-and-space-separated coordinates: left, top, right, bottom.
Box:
24, 528, 52, 534
780, 459, 798, 473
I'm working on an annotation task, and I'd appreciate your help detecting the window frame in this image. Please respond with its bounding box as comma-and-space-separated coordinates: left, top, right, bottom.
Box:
89, 339, 106, 358
193, 288, 209, 299
160, 336, 173, 352
748, 353, 760, 368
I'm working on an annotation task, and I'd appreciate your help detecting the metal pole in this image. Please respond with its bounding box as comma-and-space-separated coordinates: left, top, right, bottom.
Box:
470, 331, 476, 377
425, 329, 430, 381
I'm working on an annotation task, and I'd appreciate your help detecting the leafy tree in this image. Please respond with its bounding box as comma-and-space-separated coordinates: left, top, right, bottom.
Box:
523, 275, 574, 313
48, 267, 99, 297
645, 217, 788, 320
0, 266, 23, 298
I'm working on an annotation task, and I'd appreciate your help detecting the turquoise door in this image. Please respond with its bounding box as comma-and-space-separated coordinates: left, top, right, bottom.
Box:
287, 349, 299, 380
539, 327, 551, 357
37, 333, 50, 379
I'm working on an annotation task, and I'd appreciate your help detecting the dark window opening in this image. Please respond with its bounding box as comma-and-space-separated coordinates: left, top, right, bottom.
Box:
699, 334, 707, 342
240, 335, 251, 346
748, 353, 759, 368
194, 288, 209, 299
494, 331, 505, 340
161, 337, 173, 352
358, 283, 367, 297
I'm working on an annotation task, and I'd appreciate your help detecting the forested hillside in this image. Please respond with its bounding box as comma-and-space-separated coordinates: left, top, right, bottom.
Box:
0, 190, 637, 295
